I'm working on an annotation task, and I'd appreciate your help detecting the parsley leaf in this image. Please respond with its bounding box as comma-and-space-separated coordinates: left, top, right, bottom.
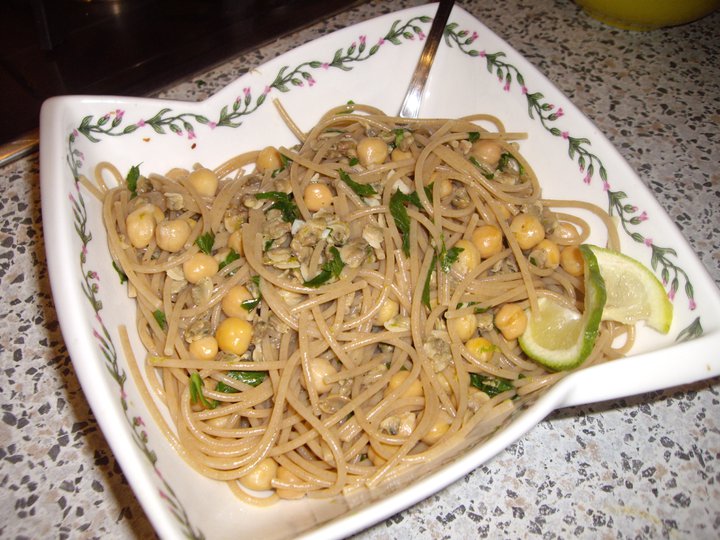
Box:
421, 253, 437, 309
216, 371, 267, 393
468, 131, 481, 143
255, 191, 300, 222
218, 249, 240, 271
126, 164, 141, 198
189, 373, 218, 409
112, 261, 127, 284
498, 152, 524, 175
469, 156, 494, 180
195, 232, 215, 254
271, 154, 292, 178
303, 246, 345, 288
469, 372, 513, 397
393, 128, 405, 149
153, 309, 167, 330
348, 157, 359, 167
338, 168, 377, 198
441, 246, 463, 273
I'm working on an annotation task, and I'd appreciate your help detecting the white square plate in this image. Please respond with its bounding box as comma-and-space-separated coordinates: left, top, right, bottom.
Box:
39, 4, 720, 539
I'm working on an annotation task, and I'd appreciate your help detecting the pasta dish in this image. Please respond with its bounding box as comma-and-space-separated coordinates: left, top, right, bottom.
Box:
93, 103, 631, 504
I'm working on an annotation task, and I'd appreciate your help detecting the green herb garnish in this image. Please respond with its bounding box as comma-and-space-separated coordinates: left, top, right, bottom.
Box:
112, 261, 128, 284
348, 157, 359, 167
126, 164, 141, 198
189, 373, 218, 409
469, 156, 494, 180
438, 236, 463, 273
497, 152, 524, 175
303, 246, 345, 287
393, 128, 405, 149
218, 249, 240, 271
469, 373, 514, 397
255, 191, 300, 222
216, 370, 267, 393
271, 154, 292, 178
152, 309, 167, 330
338, 168, 377, 198
421, 253, 437, 309
468, 131, 481, 143
195, 232, 215, 255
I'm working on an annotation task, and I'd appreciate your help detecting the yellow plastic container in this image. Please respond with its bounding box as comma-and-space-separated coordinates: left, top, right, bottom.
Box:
575, 0, 720, 30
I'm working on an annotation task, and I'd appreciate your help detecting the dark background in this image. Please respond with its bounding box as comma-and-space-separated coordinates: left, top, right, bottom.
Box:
0, 0, 362, 145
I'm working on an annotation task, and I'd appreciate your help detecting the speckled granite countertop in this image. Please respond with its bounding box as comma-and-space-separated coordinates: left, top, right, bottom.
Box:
2, 0, 719, 538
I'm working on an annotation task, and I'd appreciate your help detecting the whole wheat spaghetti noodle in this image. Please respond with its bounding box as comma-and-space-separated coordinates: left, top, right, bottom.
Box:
97, 102, 629, 502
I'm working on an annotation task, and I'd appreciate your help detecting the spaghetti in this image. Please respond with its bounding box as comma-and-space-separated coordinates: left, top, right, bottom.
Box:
97, 103, 631, 503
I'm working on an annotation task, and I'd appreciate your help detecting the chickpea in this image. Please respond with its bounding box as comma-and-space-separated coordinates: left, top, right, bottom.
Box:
471, 224, 504, 259
451, 239, 480, 276
155, 219, 191, 252
391, 148, 413, 162
560, 245, 585, 277
221, 285, 253, 318
126, 203, 162, 248
308, 357, 336, 394
421, 412, 451, 445
553, 222, 581, 244
470, 139, 503, 169
188, 336, 218, 361
356, 137, 389, 167
494, 303, 527, 341
385, 370, 423, 399
510, 213, 545, 250
183, 252, 219, 284
530, 239, 560, 269
274, 467, 305, 499
303, 183, 333, 212
215, 317, 254, 356
374, 298, 399, 326
188, 167, 219, 197
239, 457, 278, 491
465, 336, 495, 363
437, 177, 453, 199
227, 229, 244, 257
256, 146, 282, 173
447, 312, 477, 342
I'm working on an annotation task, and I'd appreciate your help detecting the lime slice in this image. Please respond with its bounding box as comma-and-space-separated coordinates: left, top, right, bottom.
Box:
519, 245, 606, 371
586, 244, 673, 333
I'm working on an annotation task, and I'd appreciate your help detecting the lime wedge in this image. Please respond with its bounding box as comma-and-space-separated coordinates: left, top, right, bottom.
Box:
586, 245, 673, 333
519, 245, 606, 371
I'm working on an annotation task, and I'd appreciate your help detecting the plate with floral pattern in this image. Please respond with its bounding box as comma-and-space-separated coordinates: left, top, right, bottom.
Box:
39, 3, 720, 539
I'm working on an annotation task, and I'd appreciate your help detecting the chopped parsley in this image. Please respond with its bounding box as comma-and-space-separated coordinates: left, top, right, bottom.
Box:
437, 236, 463, 273
498, 152, 525, 175
126, 164, 141, 198
468, 131, 481, 143
215, 370, 267, 393
469, 373, 514, 397
218, 249, 240, 271
338, 168, 377, 198
152, 309, 167, 330
303, 246, 345, 288
421, 253, 437, 310
189, 373, 218, 409
112, 261, 127, 284
195, 232, 215, 255
255, 191, 300, 222
469, 156, 494, 180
